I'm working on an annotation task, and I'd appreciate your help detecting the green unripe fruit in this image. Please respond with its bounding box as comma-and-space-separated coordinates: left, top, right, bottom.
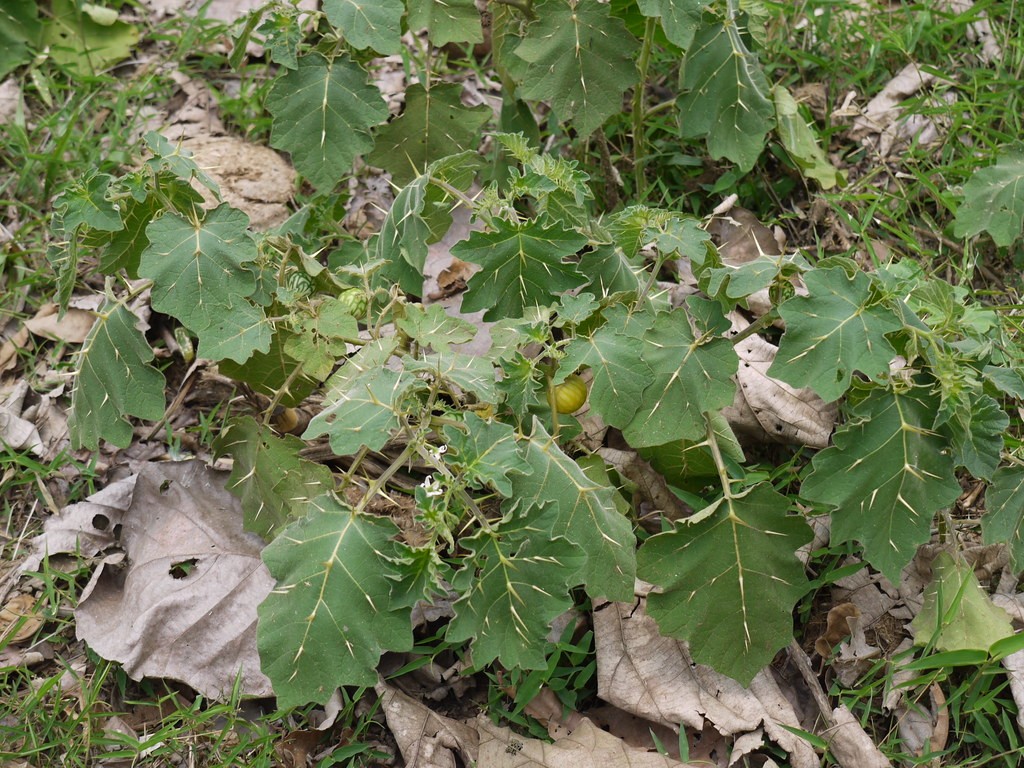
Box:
553, 374, 588, 414
338, 287, 368, 317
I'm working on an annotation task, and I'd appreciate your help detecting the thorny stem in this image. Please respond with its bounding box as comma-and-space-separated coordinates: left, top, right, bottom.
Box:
635, 252, 668, 307
353, 439, 418, 516
704, 413, 737, 509
262, 361, 307, 428
632, 17, 657, 198
413, 441, 498, 535
492, 0, 534, 19
729, 311, 779, 345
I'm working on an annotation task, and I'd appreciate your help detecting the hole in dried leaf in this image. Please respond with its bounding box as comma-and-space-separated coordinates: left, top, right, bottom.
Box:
92, 514, 109, 530
169, 558, 199, 579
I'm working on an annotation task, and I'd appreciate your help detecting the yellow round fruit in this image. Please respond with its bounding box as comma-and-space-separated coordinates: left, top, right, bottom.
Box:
554, 374, 588, 414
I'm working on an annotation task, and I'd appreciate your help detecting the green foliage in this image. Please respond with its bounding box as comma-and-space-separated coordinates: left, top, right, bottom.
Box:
265, 53, 388, 192
45, 0, 1024, 716
69, 304, 166, 450
258, 494, 414, 708
953, 145, 1024, 247
213, 417, 335, 539
639, 483, 812, 685
367, 83, 490, 186
802, 387, 962, 583
512, 0, 639, 137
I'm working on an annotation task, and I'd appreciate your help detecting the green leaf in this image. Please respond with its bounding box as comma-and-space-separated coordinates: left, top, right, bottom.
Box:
266, 53, 388, 193
636, 0, 709, 49
983, 466, 1024, 569
609, 205, 677, 260
92, 175, 204, 277
283, 298, 360, 380
559, 305, 653, 428
54, 173, 122, 233
579, 244, 644, 296
406, 0, 482, 46
143, 132, 220, 194
623, 306, 738, 446
255, 7, 304, 69
801, 388, 962, 582
406, 352, 499, 403
376, 152, 480, 295
772, 85, 841, 189
304, 342, 422, 455
394, 303, 477, 352
452, 220, 587, 321
705, 251, 812, 301
953, 145, 1024, 247
69, 304, 166, 450
510, 419, 636, 601
638, 483, 812, 685
983, 364, 1024, 399
676, 17, 774, 170
322, 0, 403, 53
446, 506, 584, 669
367, 83, 490, 187
496, 133, 593, 227
769, 267, 902, 403
945, 393, 1007, 480
910, 552, 1013, 652
513, 0, 639, 137
43, 0, 138, 76
214, 416, 334, 539
139, 204, 270, 364
258, 496, 413, 707
0, 0, 42, 79
218, 329, 319, 407
443, 413, 533, 496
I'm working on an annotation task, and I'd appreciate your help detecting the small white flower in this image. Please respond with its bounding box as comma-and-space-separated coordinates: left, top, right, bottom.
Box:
426, 443, 448, 462
420, 474, 444, 498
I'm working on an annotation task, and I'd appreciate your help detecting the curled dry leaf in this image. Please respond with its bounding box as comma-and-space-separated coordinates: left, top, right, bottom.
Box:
74, 461, 275, 699
814, 603, 861, 657
825, 705, 892, 768
0, 594, 43, 645
725, 321, 837, 449
476, 716, 696, 768
21, 474, 137, 574
849, 63, 954, 156
376, 683, 478, 768
593, 599, 818, 768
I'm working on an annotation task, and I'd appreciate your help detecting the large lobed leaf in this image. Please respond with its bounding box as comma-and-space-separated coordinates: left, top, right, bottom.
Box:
513, 0, 639, 137
406, 0, 482, 46
69, 304, 166, 450
983, 467, 1024, 569
322, 0, 403, 53
446, 506, 585, 669
258, 495, 413, 707
769, 267, 902, 403
266, 53, 388, 192
676, 16, 774, 170
452, 220, 587, 321
139, 204, 270, 364
801, 387, 962, 582
214, 417, 334, 540
622, 305, 739, 446
638, 483, 812, 685
637, 0, 709, 50
367, 83, 490, 187
510, 420, 636, 602
953, 145, 1024, 247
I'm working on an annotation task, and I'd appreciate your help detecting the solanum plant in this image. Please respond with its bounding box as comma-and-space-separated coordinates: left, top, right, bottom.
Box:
51, 0, 1024, 708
